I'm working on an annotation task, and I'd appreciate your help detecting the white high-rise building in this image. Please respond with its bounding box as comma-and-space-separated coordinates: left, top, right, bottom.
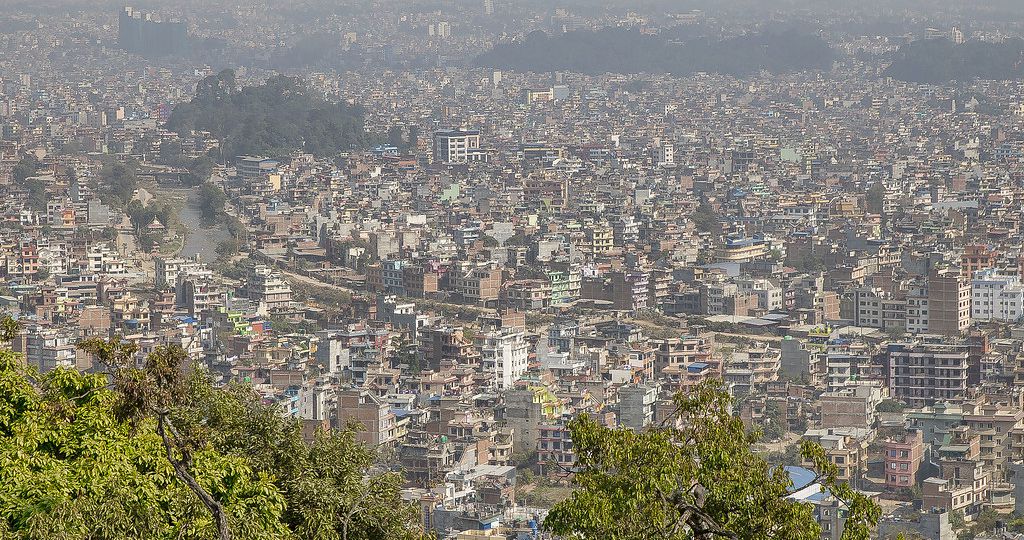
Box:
951, 26, 965, 44
433, 129, 482, 163
480, 327, 529, 389
655, 142, 674, 166
971, 269, 1024, 322
430, 21, 451, 38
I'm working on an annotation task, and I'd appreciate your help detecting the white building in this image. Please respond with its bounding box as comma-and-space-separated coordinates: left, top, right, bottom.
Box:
737, 277, 784, 311
905, 282, 929, 334
14, 326, 77, 372
298, 383, 332, 421
246, 265, 293, 313
654, 142, 674, 166
971, 269, 1024, 322
433, 129, 483, 163
154, 255, 203, 289
86, 243, 126, 275
480, 327, 529, 390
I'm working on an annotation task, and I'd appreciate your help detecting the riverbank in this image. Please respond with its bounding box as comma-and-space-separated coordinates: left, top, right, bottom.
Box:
144, 184, 232, 263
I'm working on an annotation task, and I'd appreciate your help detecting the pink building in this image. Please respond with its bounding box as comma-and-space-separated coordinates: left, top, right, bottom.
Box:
883, 429, 924, 489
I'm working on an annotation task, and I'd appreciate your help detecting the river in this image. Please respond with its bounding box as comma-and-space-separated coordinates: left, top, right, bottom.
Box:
149, 185, 232, 263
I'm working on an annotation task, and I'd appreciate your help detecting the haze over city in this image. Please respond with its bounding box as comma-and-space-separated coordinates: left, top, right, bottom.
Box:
0, 1, 1023, 539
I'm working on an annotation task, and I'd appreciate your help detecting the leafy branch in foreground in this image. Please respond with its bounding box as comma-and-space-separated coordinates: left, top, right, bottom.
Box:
0, 337, 285, 539
543, 380, 880, 540
74, 334, 427, 540
0, 320, 426, 540
78, 337, 236, 540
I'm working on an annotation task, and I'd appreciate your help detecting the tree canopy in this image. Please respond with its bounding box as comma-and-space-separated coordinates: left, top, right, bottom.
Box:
475, 28, 835, 77
166, 70, 371, 160
0, 345, 286, 539
11, 155, 40, 185
543, 380, 880, 540
198, 183, 228, 224
98, 159, 140, 209
885, 38, 1024, 83
0, 328, 425, 540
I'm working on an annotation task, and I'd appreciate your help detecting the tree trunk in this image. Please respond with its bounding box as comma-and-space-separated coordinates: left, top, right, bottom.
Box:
159, 415, 232, 540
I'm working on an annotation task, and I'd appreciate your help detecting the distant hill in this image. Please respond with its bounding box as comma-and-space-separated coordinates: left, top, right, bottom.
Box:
474, 27, 836, 77
885, 38, 1024, 83
166, 70, 370, 159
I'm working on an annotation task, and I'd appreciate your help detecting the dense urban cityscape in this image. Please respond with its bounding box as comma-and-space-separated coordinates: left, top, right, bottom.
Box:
5, 1, 1024, 539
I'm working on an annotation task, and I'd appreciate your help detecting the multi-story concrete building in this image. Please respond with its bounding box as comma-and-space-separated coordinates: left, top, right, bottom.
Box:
715, 236, 768, 263
819, 384, 884, 429
971, 269, 1024, 322
336, 388, 398, 447
13, 326, 78, 372
537, 422, 576, 475
503, 386, 565, 453
884, 341, 970, 407
479, 327, 528, 390
585, 223, 614, 255
824, 340, 877, 392
928, 270, 971, 336
736, 277, 784, 311
802, 429, 868, 489
922, 426, 990, 519
883, 430, 924, 489
451, 262, 502, 307
433, 129, 484, 163
244, 265, 292, 313
962, 244, 997, 280
418, 324, 479, 371
618, 383, 659, 430
724, 341, 780, 394
581, 270, 649, 312
853, 286, 906, 331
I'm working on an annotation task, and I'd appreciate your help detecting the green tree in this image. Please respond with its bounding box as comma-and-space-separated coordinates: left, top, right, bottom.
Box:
386, 126, 404, 148
100, 160, 139, 208
949, 510, 966, 530
391, 334, 420, 374
198, 183, 228, 223
74, 335, 426, 540
167, 71, 370, 159
865, 182, 885, 215
11, 155, 39, 184
0, 334, 286, 540
159, 139, 185, 165
876, 399, 906, 413
185, 156, 215, 186
505, 232, 531, 247
24, 177, 47, 211
407, 125, 420, 149
78, 338, 240, 539
762, 401, 786, 441
544, 380, 880, 540
216, 238, 241, 259
691, 199, 719, 235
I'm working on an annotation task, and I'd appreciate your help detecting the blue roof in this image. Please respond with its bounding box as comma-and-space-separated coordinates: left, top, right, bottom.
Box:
688, 362, 709, 372
785, 466, 816, 491
784, 466, 831, 501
